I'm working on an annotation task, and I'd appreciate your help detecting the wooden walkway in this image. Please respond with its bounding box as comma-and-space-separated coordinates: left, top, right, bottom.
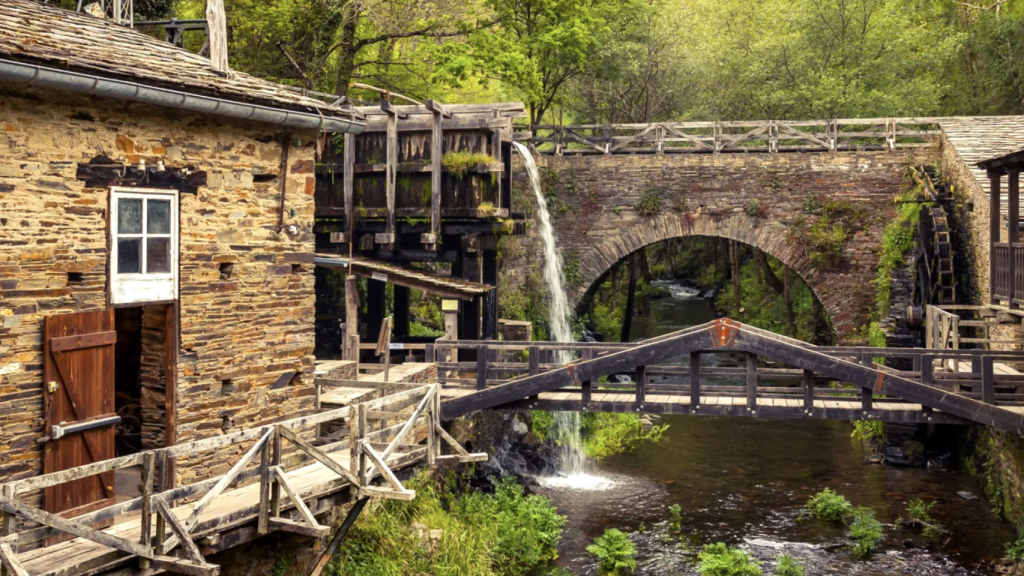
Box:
435, 319, 1024, 435
0, 385, 485, 576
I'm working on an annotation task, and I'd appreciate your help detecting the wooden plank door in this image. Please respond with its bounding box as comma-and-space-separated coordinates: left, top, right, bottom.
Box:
43, 309, 117, 514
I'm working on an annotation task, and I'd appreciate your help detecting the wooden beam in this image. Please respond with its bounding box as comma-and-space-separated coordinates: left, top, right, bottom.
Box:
380, 387, 435, 461
0, 543, 27, 576
272, 467, 321, 531
206, 0, 228, 72
360, 442, 409, 494
690, 352, 700, 407
267, 518, 329, 538
155, 499, 204, 565
278, 426, 361, 486
0, 497, 152, 558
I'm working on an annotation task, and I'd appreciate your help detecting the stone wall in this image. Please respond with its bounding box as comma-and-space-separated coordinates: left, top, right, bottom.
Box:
503, 149, 934, 340
0, 82, 321, 493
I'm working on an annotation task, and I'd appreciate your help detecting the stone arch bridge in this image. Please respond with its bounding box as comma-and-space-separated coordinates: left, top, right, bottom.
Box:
519, 117, 1024, 339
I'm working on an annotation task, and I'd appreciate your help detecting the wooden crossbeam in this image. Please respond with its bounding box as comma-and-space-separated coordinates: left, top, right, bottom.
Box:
380, 387, 435, 461
267, 518, 329, 538
278, 426, 361, 486
155, 500, 204, 565
360, 442, 409, 494
0, 496, 152, 558
0, 542, 28, 576
161, 428, 272, 553
272, 467, 321, 531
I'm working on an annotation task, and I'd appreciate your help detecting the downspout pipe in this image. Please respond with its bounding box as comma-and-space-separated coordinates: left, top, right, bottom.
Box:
0, 58, 365, 134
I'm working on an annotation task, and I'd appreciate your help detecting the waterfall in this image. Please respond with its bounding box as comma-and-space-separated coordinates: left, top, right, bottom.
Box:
511, 142, 589, 478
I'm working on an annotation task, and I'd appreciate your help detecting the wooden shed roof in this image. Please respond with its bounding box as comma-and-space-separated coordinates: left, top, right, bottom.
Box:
0, 0, 353, 120
314, 254, 491, 301
977, 148, 1024, 172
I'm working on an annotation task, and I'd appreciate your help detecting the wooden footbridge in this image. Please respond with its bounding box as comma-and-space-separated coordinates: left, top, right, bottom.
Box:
0, 385, 484, 576
435, 319, 1024, 435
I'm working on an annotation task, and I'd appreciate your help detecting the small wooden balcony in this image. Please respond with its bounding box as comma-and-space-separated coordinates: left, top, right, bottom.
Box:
979, 149, 1024, 306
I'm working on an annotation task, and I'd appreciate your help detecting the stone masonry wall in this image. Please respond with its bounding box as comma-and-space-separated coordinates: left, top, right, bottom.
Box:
0, 82, 321, 494
503, 149, 935, 340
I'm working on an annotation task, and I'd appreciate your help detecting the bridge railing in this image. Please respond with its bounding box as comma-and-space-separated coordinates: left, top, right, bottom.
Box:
526, 118, 943, 155
430, 340, 1024, 411
0, 385, 486, 576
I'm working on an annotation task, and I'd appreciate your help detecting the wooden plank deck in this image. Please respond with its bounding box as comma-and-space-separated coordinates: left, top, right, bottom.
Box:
16, 445, 424, 576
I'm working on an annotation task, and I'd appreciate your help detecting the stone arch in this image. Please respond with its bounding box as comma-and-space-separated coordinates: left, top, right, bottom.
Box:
567, 212, 857, 339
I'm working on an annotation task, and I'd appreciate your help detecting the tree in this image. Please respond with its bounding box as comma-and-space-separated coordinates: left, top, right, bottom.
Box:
432, 0, 642, 125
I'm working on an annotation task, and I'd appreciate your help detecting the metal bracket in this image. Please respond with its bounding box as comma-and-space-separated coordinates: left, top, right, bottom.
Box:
709, 318, 740, 347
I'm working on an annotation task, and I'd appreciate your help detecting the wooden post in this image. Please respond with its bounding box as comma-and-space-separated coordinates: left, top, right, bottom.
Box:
1010, 170, 1020, 308
1, 485, 12, 576
140, 452, 155, 567
380, 101, 399, 248
154, 451, 167, 555
492, 111, 503, 209
258, 426, 272, 534
802, 369, 814, 411
746, 353, 757, 409
581, 349, 593, 403
991, 172, 1002, 305
482, 250, 499, 340
366, 279, 386, 349
343, 133, 355, 246
344, 275, 360, 361
689, 352, 701, 407
206, 0, 228, 72
476, 346, 488, 390
444, 309, 458, 364
861, 354, 873, 411
393, 286, 410, 340
635, 365, 647, 404
424, 100, 446, 250
528, 345, 540, 402
271, 425, 282, 518
982, 356, 995, 404
356, 405, 368, 485
620, 255, 638, 343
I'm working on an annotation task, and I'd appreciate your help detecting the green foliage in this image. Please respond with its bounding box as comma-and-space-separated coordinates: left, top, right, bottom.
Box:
530, 410, 554, 442
904, 498, 944, 538
848, 507, 883, 558
851, 420, 887, 444
586, 528, 637, 575
772, 555, 805, 576
442, 152, 498, 179
745, 199, 769, 219
409, 322, 444, 337
669, 504, 683, 532
580, 412, 668, 459
273, 554, 294, 576
697, 543, 763, 576
563, 256, 584, 289
805, 216, 850, 268
803, 488, 853, 522
874, 193, 927, 319
1007, 529, 1024, 561
636, 187, 663, 216
330, 474, 565, 576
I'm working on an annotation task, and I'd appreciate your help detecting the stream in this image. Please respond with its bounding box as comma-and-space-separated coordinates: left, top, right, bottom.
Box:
535, 283, 1014, 576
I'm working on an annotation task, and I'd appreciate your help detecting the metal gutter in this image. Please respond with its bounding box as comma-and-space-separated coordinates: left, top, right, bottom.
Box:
0, 58, 365, 134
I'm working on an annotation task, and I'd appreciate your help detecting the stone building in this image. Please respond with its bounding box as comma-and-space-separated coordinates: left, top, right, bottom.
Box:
0, 0, 362, 516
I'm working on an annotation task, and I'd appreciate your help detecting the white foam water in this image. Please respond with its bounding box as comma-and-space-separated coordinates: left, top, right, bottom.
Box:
512, 142, 611, 489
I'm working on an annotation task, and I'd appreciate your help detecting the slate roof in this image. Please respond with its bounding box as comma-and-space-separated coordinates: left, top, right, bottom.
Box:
0, 0, 352, 119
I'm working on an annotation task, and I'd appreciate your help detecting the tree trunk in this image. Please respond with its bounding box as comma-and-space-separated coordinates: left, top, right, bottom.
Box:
333, 7, 360, 97
759, 252, 785, 295
667, 239, 678, 278
753, 250, 763, 285
620, 254, 639, 343
730, 241, 741, 313
783, 266, 797, 336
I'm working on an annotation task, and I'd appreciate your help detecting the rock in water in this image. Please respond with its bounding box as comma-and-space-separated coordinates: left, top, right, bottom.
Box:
957, 490, 978, 501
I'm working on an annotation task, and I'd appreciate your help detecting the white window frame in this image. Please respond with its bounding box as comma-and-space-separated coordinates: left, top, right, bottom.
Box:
109, 187, 179, 304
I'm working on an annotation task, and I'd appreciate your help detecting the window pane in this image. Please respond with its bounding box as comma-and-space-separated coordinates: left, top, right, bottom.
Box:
117, 238, 141, 273
118, 199, 142, 234
147, 199, 171, 234
147, 238, 170, 273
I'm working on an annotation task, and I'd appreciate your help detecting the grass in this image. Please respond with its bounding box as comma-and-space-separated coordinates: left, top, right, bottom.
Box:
899, 498, 945, 538
803, 488, 852, 522
636, 187, 662, 216
851, 420, 887, 444
586, 528, 637, 575
772, 555, 805, 576
697, 543, 763, 576
580, 412, 668, 459
441, 152, 497, 178
328, 473, 565, 576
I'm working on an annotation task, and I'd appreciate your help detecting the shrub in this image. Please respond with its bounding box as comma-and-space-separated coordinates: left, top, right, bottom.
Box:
530, 410, 554, 442
904, 498, 944, 538
587, 528, 637, 575
745, 199, 769, 219
697, 543, 763, 576
851, 421, 887, 444
1007, 529, 1024, 560
487, 478, 566, 572
636, 187, 662, 216
848, 507, 883, 558
669, 503, 683, 531
772, 554, 805, 576
806, 216, 850, 267
803, 488, 852, 522
580, 412, 668, 459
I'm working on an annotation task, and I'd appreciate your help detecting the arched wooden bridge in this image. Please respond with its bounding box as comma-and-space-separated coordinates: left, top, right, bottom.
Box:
435, 319, 1024, 435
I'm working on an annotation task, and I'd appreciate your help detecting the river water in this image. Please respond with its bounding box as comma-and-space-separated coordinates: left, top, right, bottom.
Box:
536, 284, 1014, 575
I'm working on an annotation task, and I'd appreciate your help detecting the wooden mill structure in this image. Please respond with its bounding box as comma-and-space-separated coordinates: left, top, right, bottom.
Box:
313, 101, 528, 360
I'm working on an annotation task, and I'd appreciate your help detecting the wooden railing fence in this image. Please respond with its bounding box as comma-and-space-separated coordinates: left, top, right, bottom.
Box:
0, 384, 484, 576
528, 118, 944, 155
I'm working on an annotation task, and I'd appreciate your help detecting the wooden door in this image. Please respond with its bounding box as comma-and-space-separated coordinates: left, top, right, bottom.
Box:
43, 309, 117, 514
